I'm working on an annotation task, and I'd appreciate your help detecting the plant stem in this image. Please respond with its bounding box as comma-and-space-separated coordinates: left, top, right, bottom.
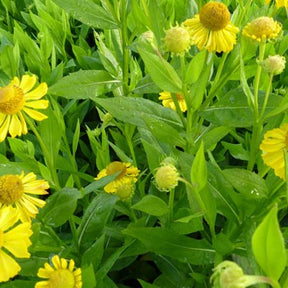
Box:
121, 0, 129, 94
168, 188, 175, 226
259, 74, 273, 120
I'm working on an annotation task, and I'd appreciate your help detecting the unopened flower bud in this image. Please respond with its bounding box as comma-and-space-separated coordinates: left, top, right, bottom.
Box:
164, 26, 190, 55
261, 55, 286, 75
155, 163, 179, 191
103, 112, 113, 126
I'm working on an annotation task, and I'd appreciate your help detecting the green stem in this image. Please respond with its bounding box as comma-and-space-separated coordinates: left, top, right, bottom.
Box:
171, 92, 187, 129
121, 0, 129, 94
259, 73, 273, 120
25, 116, 60, 190
69, 216, 79, 252
167, 188, 175, 226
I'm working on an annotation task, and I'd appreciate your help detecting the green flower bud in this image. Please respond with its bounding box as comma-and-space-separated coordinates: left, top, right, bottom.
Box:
261, 55, 286, 75
164, 26, 191, 55
155, 163, 179, 191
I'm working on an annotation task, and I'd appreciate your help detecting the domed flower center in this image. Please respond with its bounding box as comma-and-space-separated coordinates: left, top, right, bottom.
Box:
199, 2, 230, 31
48, 269, 75, 288
0, 86, 25, 115
116, 182, 133, 200
244, 17, 281, 40
106, 162, 127, 180
175, 92, 184, 101
0, 175, 24, 205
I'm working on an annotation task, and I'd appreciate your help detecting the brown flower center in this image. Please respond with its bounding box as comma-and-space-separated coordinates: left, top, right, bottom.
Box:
199, 2, 230, 31
0, 175, 24, 205
0, 86, 25, 114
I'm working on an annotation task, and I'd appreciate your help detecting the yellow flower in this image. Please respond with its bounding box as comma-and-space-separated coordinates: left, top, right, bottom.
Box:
242, 16, 282, 42
260, 124, 288, 180
183, 2, 239, 53
265, 0, 288, 8
155, 163, 180, 192
158, 91, 187, 112
95, 161, 140, 200
35, 255, 82, 288
0, 206, 32, 282
0, 74, 49, 142
0, 172, 49, 222
164, 26, 191, 55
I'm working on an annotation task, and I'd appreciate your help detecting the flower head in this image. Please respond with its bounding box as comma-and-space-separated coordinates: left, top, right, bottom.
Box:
95, 161, 140, 201
159, 91, 187, 112
260, 124, 288, 180
183, 2, 239, 53
154, 160, 179, 191
0, 206, 32, 282
210, 261, 272, 288
35, 255, 82, 288
164, 26, 191, 55
265, 0, 288, 8
242, 17, 282, 42
0, 74, 49, 142
0, 172, 49, 222
261, 55, 286, 75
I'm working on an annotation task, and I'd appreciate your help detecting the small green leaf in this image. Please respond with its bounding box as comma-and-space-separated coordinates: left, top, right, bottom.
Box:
185, 50, 207, 84
139, 279, 161, 288
132, 195, 169, 216
252, 205, 286, 281
138, 47, 182, 92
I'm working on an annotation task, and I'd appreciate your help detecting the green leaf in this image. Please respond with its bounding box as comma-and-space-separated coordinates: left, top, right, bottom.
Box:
123, 227, 215, 265
53, 0, 118, 29
139, 279, 161, 288
252, 206, 286, 281
132, 195, 169, 216
185, 50, 207, 84
77, 193, 117, 247
199, 88, 283, 127
222, 168, 268, 199
222, 142, 249, 161
49, 70, 121, 99
137, 47, 182, 92
81, 263, 97, 288
72, 119, 80, 156
191, 142, 207, 192
95, 96, 183, 129
39, 188, 82, 227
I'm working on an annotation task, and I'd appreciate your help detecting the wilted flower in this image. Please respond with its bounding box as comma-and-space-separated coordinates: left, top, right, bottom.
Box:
183, 2, 239, 53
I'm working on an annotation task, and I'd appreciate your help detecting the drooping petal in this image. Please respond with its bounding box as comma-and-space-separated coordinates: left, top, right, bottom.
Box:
9, 114, 22, 138
23, 107, 48, 121
0, 250, 21, 282
24, 83, 48, 100
0, 115, 10, 142
24, 100, 49, 109
19, 75, 37, 93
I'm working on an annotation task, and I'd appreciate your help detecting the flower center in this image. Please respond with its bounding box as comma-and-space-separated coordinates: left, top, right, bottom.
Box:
106, 162, 127, 180
0, 175, 24, 205
48, 269, 75, 288
175, 93, 184, 101
199, 2, 230, 31
0, 85, 25, 115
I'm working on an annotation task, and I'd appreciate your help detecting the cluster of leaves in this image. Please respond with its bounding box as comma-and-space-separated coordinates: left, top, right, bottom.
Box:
0, 0, 288, 287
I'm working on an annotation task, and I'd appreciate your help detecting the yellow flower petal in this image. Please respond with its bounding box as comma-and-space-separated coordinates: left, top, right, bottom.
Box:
23, 107, 48, 121
20, 75, 37, 93
0, 250, 21, 282
0, 115, 10, 142
25, 99, 49, 109
9, 114, 22, 138
25, 82, 48, 100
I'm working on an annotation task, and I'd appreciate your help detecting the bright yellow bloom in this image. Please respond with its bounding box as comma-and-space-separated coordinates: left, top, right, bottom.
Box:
0, 74, 49, 142
0, 206, 32, 282
265, 0, 288, 8
158, 91, 187, 112
95, 161, 140, 200
0, 172, 49, 222
260, 124, 288, 180
242, 17, 282, 42
183, 2, 239, 53
35, 255, 82, 288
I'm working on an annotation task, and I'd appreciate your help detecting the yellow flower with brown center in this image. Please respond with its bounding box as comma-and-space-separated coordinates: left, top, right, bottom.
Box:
260, 124, 288, 180
0, 172, 49, 222
35, 255, 82, 288
242, 16, 282, 42
183, 2, 239, 53
265, 0, 288, 8
0, 206, 32, 282
0, 74, 49, 142
158, 91, 187, 112
95, 161, 140, 200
